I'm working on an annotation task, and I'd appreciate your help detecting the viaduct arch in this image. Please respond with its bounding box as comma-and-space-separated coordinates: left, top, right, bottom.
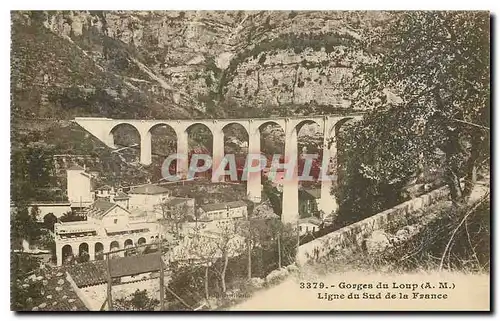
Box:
74, 115, 363, 224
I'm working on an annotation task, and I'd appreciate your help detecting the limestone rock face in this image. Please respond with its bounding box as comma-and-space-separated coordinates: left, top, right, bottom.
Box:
12, 10, 389, 119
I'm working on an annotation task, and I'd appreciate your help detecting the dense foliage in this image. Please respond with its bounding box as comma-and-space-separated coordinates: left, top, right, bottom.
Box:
335, 11, 490, 226
317, 197, 490, 273
115, 289, 160, 311
262, 180, 283, 216
166, 218, 297, 310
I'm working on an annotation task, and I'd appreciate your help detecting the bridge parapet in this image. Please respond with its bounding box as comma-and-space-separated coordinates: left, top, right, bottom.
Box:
296, 186, 450, 266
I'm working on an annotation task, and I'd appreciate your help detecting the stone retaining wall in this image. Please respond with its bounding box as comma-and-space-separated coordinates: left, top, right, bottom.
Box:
296, 186, 450, 265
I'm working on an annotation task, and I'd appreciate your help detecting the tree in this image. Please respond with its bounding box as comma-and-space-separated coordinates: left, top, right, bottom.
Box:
115, 289, 160, 311
156, 202, 191, 237
237, 219, 254, 280
95, 248, 104, 261
181, 228, 219, 306
211, 221, 247, 294
335, 11, 489, 225
76, 251, 90, 263
37, 232, 56, 261
11, 141, 56, 204
242, 216, 297, 276
11, 205, 40, 245
30, 206, 40, 222
262, 180, 283, 216
168, 215, 297, 307
59, 211, 84, 222
184, 220, 245, 296
43, 213, 58, 231
165, 263, 209, 310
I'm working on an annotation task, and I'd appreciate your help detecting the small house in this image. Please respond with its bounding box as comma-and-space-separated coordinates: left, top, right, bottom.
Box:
298, 216, 322, 235
198, 201, 248, 221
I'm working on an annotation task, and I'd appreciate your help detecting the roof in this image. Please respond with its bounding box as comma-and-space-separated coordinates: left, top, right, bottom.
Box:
56, 223, 96, 235
113, 191, 130, 200
14, 265, 88, 311
29, 202, 71, 206
67, 261, 107, 288
91, 199, 116, 212
166, 197, 192, 207
67, 165, 85, 171
299, 216, 322, 226
109, 253, 167, 278
129, 184, 170, 195
67, 253, 167, 287
200, 200, 247, 213
70, 201, 94, 208
86, 200, 129, 220
301, 188, 321, 199
105, 225, 150, 234
96, 184, 112, 191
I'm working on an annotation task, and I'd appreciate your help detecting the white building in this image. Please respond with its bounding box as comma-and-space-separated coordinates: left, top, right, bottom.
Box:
94, 185, 114, 199
156, 197, 195, 220
298, 216, 322, 235
112, 191, 131, 210
66, 165, 94, 207
54, 199, 158, 266
128, 184, 170, 212
198, 201, 248, 222
28, 202, 72, 222
94, 184, 131, 210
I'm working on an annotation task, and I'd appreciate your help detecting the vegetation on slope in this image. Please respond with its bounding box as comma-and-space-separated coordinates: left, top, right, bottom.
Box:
11, 12, 195, 120
332, 11, 490, 272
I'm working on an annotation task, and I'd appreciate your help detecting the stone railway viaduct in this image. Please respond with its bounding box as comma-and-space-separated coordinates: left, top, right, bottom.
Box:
74, 115, 363, 224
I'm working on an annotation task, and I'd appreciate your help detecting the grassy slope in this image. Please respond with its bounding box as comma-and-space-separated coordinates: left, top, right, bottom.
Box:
11, 17, 190, 120
10, 17, 184, 189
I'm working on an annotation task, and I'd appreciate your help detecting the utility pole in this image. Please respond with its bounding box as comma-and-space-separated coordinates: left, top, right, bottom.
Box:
277, 231, 282, 269
247, 211, 252, 279
106, 253, 113, 311
158, 223, 165, 310
247, 237, 252, 279
296, 219, 300, 263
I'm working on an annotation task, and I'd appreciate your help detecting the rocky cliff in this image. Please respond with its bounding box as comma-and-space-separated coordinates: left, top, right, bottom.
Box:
11, 10, 389, 120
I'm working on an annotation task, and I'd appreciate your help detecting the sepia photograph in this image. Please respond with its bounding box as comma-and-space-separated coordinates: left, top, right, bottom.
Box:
9, 9, 490, 311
